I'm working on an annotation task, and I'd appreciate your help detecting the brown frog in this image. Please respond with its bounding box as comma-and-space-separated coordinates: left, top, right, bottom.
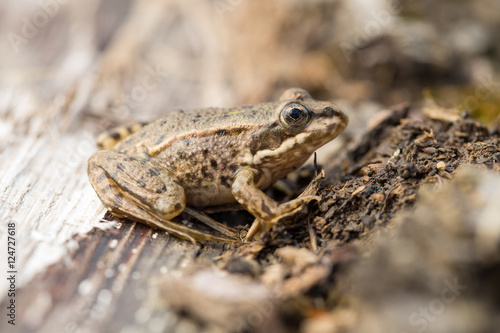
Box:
88, 88, 348, 243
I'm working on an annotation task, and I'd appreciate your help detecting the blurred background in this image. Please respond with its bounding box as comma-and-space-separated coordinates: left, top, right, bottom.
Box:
1, 0, 499, 139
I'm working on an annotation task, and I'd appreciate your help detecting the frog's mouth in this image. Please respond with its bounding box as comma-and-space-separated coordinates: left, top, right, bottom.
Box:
252, 123, 346, 165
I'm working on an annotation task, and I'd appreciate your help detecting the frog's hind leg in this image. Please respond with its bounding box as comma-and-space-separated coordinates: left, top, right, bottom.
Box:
97, 122, 148, 150
88, 150, 235, 244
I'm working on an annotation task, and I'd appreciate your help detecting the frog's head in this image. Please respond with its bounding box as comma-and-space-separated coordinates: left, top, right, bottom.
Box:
251, 88, 348, 169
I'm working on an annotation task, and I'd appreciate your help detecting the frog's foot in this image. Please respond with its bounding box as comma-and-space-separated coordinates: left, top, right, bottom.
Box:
88, 151, 235, 244
243, 199, 319, 241
232, 168, 321, 241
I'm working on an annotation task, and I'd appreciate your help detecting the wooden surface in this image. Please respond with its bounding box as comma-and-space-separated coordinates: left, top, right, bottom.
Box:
5, 222, 231, 333
0, 101, 106, 294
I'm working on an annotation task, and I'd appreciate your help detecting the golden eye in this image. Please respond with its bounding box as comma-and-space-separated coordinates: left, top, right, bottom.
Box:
280, 103, 310, 128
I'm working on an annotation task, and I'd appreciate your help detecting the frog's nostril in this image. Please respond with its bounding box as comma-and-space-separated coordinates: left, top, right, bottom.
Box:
323, 106, 346, 120
322, 107, 334, 116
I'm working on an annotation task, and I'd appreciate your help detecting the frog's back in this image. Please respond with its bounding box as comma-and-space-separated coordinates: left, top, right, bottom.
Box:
113, 103, 278, 153
105, 102, 280, 205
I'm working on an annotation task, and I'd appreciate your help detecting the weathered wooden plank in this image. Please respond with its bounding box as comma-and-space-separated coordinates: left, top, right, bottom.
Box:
2, 219, 238, 332
0, 108, 106, 297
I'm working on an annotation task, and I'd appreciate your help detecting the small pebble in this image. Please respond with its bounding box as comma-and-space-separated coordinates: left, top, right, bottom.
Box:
437, 161, 446, 171
370, 193, 385, 201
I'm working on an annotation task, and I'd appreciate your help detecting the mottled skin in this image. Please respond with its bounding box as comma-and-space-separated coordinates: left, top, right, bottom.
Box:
87, 88, 348, 243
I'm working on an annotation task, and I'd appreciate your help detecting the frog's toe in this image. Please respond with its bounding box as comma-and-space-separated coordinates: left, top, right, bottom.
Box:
300, 195, 322, 203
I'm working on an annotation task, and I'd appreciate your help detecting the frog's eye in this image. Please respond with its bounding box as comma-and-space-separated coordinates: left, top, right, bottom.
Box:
280, 103, 310, 128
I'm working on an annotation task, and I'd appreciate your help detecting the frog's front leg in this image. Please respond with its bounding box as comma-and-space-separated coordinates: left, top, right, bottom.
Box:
232, 168, 321, 241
